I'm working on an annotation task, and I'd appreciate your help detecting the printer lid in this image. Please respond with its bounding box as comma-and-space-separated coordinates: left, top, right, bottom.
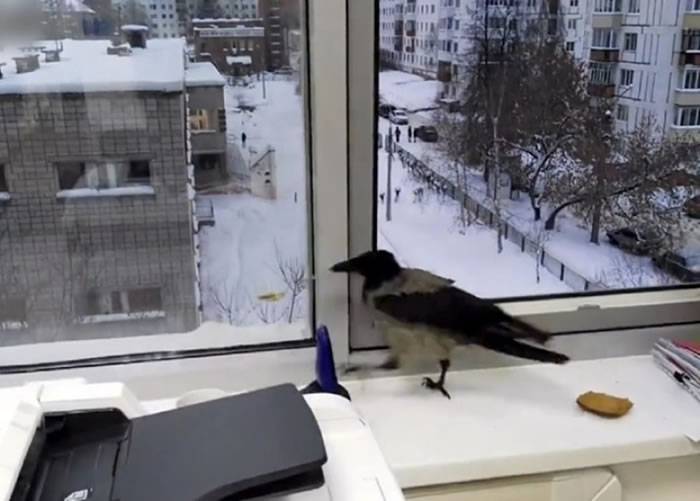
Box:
11, 384, 327, 501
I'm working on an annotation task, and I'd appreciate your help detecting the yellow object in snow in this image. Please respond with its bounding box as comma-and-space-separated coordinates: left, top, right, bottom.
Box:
257, 292, 286, 302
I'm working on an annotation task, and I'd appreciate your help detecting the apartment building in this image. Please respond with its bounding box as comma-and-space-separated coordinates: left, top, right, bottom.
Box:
0, 30, 226, 345
141, 0, 180, 38
193, 17, 266, 74
584, 0, 700, 138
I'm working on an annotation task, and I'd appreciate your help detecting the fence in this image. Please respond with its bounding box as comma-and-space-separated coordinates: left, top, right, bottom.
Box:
395, 146, 606, 292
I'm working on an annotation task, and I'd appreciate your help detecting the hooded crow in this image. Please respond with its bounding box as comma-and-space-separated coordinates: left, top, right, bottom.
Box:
331, 250, 569, 399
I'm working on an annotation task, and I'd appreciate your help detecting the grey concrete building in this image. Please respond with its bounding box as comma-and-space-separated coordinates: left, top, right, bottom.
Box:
0, 35, 203, 345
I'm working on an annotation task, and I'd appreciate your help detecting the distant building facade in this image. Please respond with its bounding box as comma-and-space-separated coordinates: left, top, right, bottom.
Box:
192, 17, 266, 74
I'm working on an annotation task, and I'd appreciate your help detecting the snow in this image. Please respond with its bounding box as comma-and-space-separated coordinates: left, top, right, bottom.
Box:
226, 55, 252, 65
379, 70, 442, 112
0, 39, 186, 95
56, 186, 155, 198
121, 25, 149, 31
77, 311, 166, 324
376, 127, 572, 298
44, 0, 95, 14
199, 79, 310, 329
0, 193, 11, 201
185, 61, 226, 87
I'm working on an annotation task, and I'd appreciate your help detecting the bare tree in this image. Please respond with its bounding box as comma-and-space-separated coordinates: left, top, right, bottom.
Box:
274, 245, 307, 323
208, 276, 250, 325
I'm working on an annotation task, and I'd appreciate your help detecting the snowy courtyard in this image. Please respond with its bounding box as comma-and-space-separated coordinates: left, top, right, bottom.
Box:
198, 78, 310, 338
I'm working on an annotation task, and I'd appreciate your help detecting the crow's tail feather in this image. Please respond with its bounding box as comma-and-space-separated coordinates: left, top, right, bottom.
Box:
496, 316, 552, 344
479, 336, 569, 364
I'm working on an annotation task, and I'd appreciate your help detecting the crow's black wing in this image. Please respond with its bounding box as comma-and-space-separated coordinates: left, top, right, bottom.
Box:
373, 286, 505, 337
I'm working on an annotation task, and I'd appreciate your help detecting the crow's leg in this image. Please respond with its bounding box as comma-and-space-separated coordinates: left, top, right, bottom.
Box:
422, 359, 451, 399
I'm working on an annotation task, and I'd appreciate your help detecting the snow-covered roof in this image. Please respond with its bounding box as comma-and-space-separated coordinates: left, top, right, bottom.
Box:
185, 62, 225, 87
43, 0, 95, 14
121, 24, 149, 32
226, 55, 252, 65
0, 39, 186, 95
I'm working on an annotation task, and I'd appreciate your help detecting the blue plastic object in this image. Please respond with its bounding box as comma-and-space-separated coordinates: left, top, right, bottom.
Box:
301, 325, 350, 400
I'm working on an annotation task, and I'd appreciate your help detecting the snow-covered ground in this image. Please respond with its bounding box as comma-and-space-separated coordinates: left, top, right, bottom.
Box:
377, 121, 572, 298
379, 70, 442, 112
199, 78, 310, 338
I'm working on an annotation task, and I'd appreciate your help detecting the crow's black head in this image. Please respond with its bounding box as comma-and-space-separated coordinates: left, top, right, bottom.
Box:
330, 250, 402, 288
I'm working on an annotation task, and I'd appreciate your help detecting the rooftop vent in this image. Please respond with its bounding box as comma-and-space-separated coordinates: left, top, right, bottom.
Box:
121, 24, 149, 49
13, 54, 40, 74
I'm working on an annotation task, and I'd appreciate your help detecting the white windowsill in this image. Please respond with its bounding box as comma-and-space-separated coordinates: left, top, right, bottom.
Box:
0, 192, 10, 201
56, 186, 155, 199
0, 322, 27, 331
340, 355, 700, 488
670, 124, 700, 129
77, 311, 166, 325
191, 129, 218, 134
675, 88, 700, 93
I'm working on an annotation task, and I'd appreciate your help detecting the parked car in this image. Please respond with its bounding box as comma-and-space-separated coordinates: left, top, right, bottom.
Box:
389, 108, 409, 124
652, 251, 700, 283
685, 195, 700, 219
414, 125, 438, 142
606, 228, 661, 256
378, 103, 396, 119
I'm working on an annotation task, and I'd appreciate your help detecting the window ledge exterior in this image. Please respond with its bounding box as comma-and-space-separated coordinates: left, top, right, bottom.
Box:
77, 311, 166, 325
56, 186, 155, 199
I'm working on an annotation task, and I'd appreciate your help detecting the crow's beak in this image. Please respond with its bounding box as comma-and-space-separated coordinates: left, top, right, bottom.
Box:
330, 256, 362, 273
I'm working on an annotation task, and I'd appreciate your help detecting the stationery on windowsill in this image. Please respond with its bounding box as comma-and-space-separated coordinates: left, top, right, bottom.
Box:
652, 338, 700, 404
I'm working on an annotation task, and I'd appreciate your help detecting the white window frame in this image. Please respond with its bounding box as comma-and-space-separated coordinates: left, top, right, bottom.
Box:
681, 67, 700, 90
0, 0, 350, 371
676, 106, 700, 127
620, 68, 634, 87
688, 0, 700, 12
592, 28, 618, 49
347, 0, 700, 351
628, 0, 640, 13
623, 32, 637, 51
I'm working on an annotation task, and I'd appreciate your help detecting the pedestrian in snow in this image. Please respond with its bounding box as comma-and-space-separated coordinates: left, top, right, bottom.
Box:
408, 125, 413, 143
413, 187, 424, 203
394, 126, 401, 144
394, 187, 401, 203
379, 192, 385, 204
241, 132, 247, 147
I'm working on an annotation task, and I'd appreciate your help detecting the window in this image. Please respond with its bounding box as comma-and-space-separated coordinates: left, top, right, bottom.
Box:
628, 0, 640, 12
0, 297, 27, 330
366, 0, 700, 352
0, 0, 315, 368
616, 104, 629, 121
77, 287, 164, 320
677, 106, 700, 126
570, 0, 579, 5
0, 164, 7, 192
592, 28, 618, 48
620, 68, 634, 87
683, 68, 700, 89
691, 0, 700, 11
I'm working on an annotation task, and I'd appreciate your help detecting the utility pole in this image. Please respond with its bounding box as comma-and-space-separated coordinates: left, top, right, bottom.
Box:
386, 129, 393, 222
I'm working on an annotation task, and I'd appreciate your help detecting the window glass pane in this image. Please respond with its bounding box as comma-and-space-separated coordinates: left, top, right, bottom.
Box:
0, 0, 310, 360
376, 0, 700, 301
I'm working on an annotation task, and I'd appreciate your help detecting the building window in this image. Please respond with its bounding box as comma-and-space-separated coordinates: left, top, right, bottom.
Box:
57, 161, 86, 190
594, 0, 622, 12
567, 19, 577, 30
683, 68, 700, 89
677, 106, 700, 126
570, 0, 579, 5
57, 161, 152, 191
628, 0, 640, 12
620, 68, 634, 87
691, 0, 700, 11
0, 297, 27, 330
589, 62, 615, 84
624, 33, 638, 51
0, 164, 7, 192
616, 104, 629, 121
77, 287, 164, 320
592, 28, 618, 49
566, 41, 576, 52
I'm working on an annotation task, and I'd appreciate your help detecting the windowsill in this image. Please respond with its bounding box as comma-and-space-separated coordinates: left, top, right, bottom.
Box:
0, 192, 10, 202
0, 321, 27, 331
76, 311, 166, 325
341, 355, 700, 488
56, 186, 155, 199
670, 124, 700, 129
191, 129, 218, 134
675, 88, 700, 93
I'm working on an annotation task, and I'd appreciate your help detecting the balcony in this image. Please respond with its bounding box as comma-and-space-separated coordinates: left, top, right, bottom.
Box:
686, 0, 700, 28
590, 48, 620, 63
681, 30, 700, 65
674, 88, 700, 106
588, 83, 616, 98
669, 124, 700, 141
394, 21, 404, 36
437, 60, 452, 83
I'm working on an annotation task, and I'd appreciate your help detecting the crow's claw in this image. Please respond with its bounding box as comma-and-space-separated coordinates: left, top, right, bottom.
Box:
421, 377, 451, 399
